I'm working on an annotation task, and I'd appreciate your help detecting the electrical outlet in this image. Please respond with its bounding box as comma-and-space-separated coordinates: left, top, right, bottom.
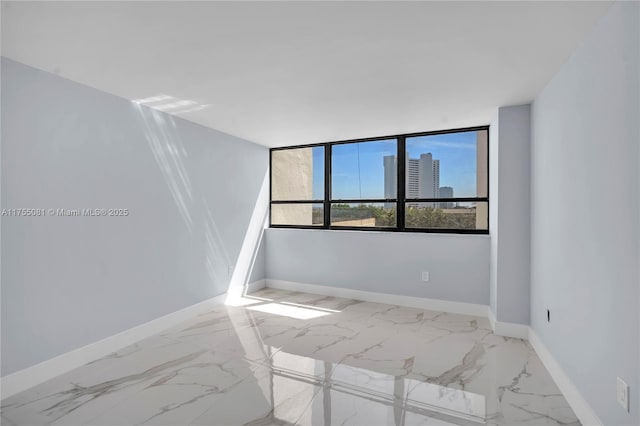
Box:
617, 377, 629, 412
421, 271, 429, 282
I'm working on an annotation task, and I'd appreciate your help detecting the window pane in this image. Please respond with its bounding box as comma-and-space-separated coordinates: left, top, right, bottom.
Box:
331, 203, 396, 227
405, 129, 488, 199
405, 202, 488, 230
272, 147, 324, 201
331, 139, 397, 200
271, 203, 323, 226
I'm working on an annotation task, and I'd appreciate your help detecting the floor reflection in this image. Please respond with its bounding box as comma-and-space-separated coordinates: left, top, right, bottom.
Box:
260, 351, 484, 426
1, 288, 579, 426
222, 297, 485, 426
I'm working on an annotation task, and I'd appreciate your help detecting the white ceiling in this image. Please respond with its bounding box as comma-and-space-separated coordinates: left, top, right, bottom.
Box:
2, 1, 612, 147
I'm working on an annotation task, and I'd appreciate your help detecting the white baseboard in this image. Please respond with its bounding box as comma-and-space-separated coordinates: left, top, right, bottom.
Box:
0, 288, 238, 400
487, 309, 529, 339
1, 277, 602, 426
245, 279, 266, 294
226, 279, 266, 300
528, 328, 603, 426
488, 307, 497, 330
265, 279, 489, 317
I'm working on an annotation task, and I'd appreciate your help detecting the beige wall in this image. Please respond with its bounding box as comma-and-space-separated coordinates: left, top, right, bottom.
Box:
271, 148, 314, 225
476, 130, 488, 229
332, 218, 376, 227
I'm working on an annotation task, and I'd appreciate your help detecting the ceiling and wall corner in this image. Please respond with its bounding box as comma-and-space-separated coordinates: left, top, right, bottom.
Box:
1, 0, 613, 147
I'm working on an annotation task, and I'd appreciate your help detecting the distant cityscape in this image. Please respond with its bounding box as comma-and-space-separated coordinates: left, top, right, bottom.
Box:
383, 153, 455, 208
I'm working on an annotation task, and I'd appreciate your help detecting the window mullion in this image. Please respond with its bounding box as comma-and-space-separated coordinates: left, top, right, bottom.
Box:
324, 144, 332, 228
397, 136, 406, 231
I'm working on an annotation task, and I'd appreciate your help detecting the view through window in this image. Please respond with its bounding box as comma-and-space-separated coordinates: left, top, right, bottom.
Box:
270, 127, 489, 233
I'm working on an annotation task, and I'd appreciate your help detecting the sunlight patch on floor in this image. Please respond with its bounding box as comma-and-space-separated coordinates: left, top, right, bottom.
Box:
247, 302, 332, 320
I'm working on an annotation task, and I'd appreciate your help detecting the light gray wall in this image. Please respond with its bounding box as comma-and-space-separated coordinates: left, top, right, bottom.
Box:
530, 2, 639, 425
489, 105, 531, 325
265, 228, 490, 305
489, 116, 499, 316
248, 237, 266, 284
1, 58, 268, 376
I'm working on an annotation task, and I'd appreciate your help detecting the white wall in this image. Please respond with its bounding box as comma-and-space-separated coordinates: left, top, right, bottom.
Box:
266, 228, 490, 305
489, 105, 531, 325
530, 2, 639, 425
489, 119, 499, 316
1, 58, 268, 376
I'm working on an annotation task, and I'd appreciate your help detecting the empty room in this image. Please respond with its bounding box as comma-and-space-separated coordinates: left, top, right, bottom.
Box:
1, 1, 638, 425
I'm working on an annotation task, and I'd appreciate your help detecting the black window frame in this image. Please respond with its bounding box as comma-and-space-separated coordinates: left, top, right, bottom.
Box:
269, 125, 489, 235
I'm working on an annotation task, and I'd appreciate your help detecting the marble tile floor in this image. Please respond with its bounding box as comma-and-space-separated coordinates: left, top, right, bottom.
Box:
1, 288, 580, 426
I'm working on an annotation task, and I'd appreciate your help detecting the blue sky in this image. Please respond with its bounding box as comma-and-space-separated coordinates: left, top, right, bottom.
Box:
311, 131, 479, 199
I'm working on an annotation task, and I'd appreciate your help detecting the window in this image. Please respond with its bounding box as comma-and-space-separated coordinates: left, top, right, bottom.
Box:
270, 146, 324, 226
331, 139, 397, 228
270, 126, 489, 234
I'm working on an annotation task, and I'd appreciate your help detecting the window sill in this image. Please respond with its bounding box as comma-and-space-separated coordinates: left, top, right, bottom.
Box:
267, 226, 490, 238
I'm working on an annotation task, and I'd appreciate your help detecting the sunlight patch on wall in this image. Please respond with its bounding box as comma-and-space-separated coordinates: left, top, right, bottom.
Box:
133, 94, 210, 115
133, 102, 194, 231
226, 170, 269, 300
